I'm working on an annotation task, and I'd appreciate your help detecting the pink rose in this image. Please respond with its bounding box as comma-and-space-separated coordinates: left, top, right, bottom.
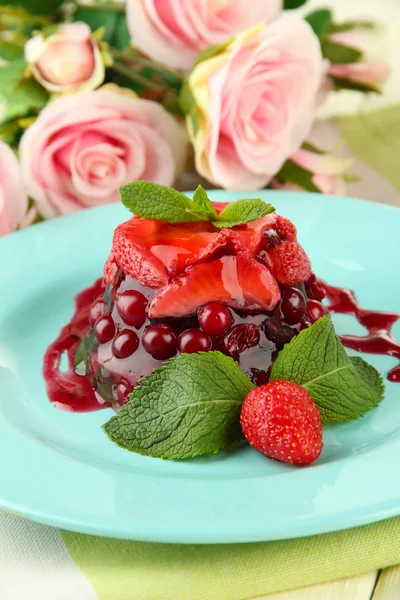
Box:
185, 18, 324, 190
328, 27, 390, 92
19, 85, 187, 218
272, 147, 353, 196
0, 142, 34, 236
127, 0, 283, 70
25, 23, 105, 93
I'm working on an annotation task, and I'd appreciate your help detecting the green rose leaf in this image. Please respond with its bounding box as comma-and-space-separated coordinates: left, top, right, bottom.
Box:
283, 0, 308, 9
305, 10, 333, 37
179, 80, 200, 136
275, 159, 322, 193
330, 76, 381, 94
321, 40, 362, 64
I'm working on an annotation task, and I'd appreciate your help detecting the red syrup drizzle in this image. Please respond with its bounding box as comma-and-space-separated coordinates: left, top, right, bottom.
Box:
321, 281, 400, 383
43, 278, 108, 412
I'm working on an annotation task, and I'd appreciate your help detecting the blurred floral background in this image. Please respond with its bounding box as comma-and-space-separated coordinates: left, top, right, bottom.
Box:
0, 0, 398, 236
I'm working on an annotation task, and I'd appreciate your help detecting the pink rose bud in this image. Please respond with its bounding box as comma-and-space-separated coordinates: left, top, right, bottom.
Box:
19, 85, 188, 218
25, 23, 105, 93
328, 25, 391, 92
272, 147, 354, 196
0, 142, 36, 236
127, 0, 283, 70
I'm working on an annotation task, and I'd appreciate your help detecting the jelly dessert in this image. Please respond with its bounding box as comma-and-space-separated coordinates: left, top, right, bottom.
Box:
44, 182, 398, 422
44, 190, 333, 412
43, 183, 396, 464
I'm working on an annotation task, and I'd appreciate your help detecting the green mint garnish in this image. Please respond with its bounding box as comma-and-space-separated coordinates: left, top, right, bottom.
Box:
212, 198, 274, 228
102, 351, 254, 459
192, 185, 218, 221
119, 181, 275, 228
270, 315, 384, 423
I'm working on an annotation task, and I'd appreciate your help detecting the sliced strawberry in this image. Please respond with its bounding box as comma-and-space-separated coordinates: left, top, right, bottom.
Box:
105, 202, 279, 289
107, 215, 232, 287
149, 255, 280, 318
268, 240, 311, 285
147, 221, 228, 276
106, 219, 169, 289
226, 213, 277, 255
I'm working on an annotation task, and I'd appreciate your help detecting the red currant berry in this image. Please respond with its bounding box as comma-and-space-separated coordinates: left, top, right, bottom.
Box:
305, 274, 326, 302
198, 302, 233, 336
112, 329, 139, 359
306, 299, 328, 323
94, 315, 115, 344
177, 329, 212, 354
116, 290, 148, 328
280, 286, 306, 325
142, 324, 177, 360
89, 301, 106, 327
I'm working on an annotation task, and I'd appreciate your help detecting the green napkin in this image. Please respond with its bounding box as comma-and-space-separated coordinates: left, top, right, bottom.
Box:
62, 516, 400, 599
338, 104, 400, 193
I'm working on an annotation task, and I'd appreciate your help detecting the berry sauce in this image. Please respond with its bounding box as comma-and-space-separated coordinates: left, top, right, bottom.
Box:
43, 278, 107, 412
321, 281, 400, 383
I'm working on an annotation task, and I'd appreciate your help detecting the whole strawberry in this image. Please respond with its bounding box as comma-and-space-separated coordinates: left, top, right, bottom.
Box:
240, 380, 323, 466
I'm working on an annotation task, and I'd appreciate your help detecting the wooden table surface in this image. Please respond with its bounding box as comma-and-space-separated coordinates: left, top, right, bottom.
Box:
256, 566, 400, 600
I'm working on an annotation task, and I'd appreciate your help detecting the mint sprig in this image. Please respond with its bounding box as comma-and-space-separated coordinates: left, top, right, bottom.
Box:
119, 181, 275, 228
103, 352, 254, 459
270, 315, 384, 423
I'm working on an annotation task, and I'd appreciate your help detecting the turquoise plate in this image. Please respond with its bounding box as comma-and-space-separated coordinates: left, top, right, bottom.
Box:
0, 191, 399, 543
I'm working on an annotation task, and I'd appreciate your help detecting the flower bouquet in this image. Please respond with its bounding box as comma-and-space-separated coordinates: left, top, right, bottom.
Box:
0, 0, 390, 234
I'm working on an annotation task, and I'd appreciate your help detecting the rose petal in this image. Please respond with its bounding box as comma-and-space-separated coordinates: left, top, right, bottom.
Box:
0, 143, 29, 236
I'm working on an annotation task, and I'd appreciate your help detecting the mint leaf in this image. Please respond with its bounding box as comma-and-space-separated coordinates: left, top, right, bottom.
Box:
213, 198, 275, 228
192, 185, 217, 220
103, 351, 254, 459
270, 316, 384, 423
119, 181, 209, 223
350, 356, 384, 400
